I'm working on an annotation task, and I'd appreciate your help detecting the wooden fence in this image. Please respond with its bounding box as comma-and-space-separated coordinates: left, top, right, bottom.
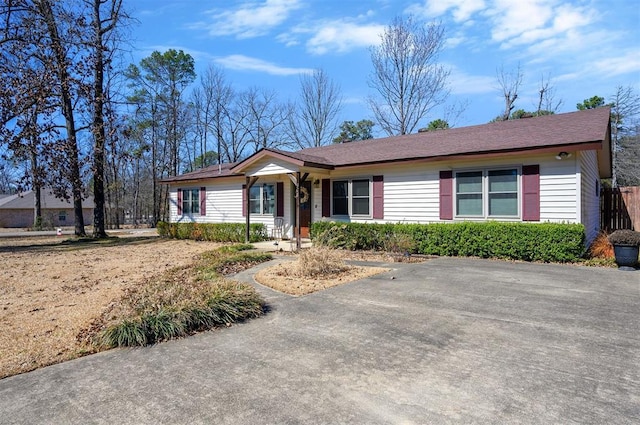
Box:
601, 186, 640, 231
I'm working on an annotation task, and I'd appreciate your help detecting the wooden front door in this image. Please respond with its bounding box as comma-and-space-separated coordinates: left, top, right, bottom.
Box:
299, 180, 312, 238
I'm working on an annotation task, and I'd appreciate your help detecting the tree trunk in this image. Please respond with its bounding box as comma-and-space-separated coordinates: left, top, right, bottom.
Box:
33, 183, 42, 229
90, 0, 107, 238
37, 0, 85, 237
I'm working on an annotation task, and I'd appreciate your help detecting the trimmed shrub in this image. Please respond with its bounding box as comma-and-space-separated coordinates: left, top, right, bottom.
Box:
311, 221, 585, 263
157, 222, 268, 243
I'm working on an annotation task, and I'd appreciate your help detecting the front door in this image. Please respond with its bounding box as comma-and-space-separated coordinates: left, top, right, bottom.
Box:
299, 180, 312, 238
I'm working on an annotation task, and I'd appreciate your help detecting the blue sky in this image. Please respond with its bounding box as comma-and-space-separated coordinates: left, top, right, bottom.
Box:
129, 0, 640, 134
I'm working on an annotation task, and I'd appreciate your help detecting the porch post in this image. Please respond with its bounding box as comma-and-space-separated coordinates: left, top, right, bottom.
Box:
296, 171, 301, 250
245, 176, 251, 243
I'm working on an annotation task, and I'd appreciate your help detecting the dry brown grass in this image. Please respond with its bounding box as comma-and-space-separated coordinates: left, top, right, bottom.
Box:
293, 247, 350, 277
255, 247, 390, 295
0, 236, 223, 379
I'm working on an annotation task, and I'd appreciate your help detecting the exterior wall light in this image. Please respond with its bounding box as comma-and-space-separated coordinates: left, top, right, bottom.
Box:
555, 152, 572, 160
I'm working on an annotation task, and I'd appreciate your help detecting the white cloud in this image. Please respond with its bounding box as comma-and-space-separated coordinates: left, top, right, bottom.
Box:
190, 0, 302, 39
408, 1, 598, 52
214, 55, 313, 76
281, 17, 384, 55
488, 0, 554, 44
304, 20, 385, 55
407, 0, 486, 22
447, 66, 495, 95
493, 1, 596, 49
593, 50, 640, 77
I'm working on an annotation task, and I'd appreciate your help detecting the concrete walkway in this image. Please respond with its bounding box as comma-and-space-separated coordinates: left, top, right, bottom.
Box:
0, 258, 638, 424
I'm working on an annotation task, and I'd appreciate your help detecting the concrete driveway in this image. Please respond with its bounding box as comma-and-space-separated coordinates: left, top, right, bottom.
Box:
0, 258, 638, 424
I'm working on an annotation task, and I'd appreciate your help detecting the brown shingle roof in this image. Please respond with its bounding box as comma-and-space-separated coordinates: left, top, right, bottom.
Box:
164, 108, 611, 182
160, 162, 241, 183
0, 190, 95, 209
298, 107, 611, 167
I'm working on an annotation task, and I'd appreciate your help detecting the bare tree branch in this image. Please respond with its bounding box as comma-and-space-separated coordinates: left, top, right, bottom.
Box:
368, 16, 449, 136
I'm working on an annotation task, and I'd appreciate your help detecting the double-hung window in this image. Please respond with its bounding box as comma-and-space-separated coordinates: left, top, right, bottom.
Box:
250, 184, 275, 215
182, 188, 200, 215
455, 168, 518, 218
332, 179, 370, 216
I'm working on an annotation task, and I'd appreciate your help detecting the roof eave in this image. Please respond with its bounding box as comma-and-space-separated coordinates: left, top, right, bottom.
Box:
331, 141, 606, 169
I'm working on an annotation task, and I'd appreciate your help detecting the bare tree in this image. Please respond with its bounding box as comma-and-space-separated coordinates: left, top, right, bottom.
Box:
609, 86, 640, 187
87, 0, 126, 238
36, 0, 88, 236
1, 0, 90, 235
368, 16, 450, 136
536, 74, 562, 116
241, 87, 288, 153
221, 100, 252, 162
125, 49, 195, 225
496, 63, 523, 121
288, 69, 343, 148
191, 65, 233, 170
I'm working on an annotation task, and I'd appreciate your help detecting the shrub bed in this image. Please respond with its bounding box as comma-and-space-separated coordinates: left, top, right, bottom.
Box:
311, 221, 585, 263
157, 221, 268, 243
97, 244, 270, 348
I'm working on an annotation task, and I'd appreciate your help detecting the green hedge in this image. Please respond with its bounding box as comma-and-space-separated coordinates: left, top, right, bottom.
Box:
310, 221, 585, 263
157, 221, 268, 243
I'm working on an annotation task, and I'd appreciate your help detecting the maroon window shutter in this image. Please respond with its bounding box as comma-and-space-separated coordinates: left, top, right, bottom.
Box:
439, 171, 453, 220
242, 184, 246, 217
522, 165, 540, 221
373, 175, 384, 219
177, 188, 183, 215
322, 179, 330, 217
200, 187, 206, 216
276, 182, 284, 217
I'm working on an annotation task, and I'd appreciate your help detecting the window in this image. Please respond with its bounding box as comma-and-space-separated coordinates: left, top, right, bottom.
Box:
352, 179, 370, 215
488, 169, 518, 216
455, 168, 518, 218
250, 184, 275, 215
332, 181, 348, 215
182, 188, 200, 215
332, 178, 370, 216
58, 211, 67, 222
456, 171, 483, 216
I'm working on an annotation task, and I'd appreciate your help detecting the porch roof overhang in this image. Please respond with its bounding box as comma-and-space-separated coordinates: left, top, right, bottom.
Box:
230, 148, 334, 176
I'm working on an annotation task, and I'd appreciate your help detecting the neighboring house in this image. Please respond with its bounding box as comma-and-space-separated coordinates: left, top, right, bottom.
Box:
0, 190, 94, 228
162, 108, 611, 246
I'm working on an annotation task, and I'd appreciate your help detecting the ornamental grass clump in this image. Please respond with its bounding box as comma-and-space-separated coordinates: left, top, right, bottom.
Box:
96, 244, 269, 348
588, 232, 614, 259
293, 247, 350, 277
608, 229, 640, 246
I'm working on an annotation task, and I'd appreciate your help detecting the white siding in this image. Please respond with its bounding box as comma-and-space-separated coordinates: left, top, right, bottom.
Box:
318, 154, 580, 225
383, 168, 440, 222
169, 152, 588, 237
169, 177, 294, 238
244, 158, 297, 176
579, 150, 601, 245
539, 159, 578, 222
